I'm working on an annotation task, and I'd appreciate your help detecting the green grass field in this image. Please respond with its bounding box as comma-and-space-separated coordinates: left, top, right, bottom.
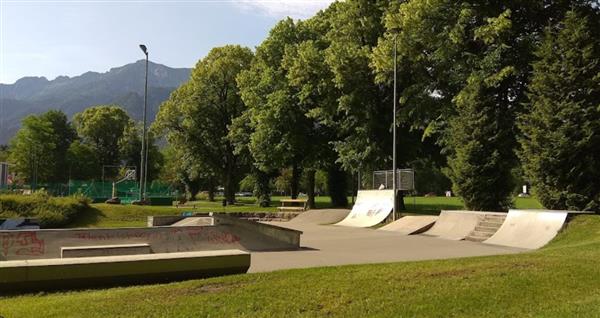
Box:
1, 211, 599, 317
67, 196, 543, 228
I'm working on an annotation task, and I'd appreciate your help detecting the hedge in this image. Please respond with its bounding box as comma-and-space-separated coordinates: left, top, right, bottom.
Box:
0, 192, 90, 228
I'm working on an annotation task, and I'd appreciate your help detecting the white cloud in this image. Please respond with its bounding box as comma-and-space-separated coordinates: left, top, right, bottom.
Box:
234, 0, 335, 19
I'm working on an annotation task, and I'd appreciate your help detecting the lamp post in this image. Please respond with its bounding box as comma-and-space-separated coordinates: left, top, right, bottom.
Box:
139, 44, 148, 202
392, 32, 398, 221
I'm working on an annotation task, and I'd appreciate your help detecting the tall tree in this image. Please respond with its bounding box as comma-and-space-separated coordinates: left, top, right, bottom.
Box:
155, 45, 254, 204
374, 0, 592, 210
73, 105, 133, 173
323, 0, 393, 177
519, 10, 600, 212
237, 19, 315, 202
9, 110, 76, 184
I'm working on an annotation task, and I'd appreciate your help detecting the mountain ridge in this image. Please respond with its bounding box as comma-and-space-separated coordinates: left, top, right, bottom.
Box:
0, 60, 191, 144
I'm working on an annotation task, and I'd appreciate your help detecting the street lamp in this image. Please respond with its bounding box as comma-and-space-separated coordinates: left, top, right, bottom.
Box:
139, 44, 148, 202
392, 31, 398, 221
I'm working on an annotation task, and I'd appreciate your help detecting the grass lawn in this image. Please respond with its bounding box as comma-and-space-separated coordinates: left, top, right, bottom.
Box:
2, 213, 599, 317
68, 196, 543, 228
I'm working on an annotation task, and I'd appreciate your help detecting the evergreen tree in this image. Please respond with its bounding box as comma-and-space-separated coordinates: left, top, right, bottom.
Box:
519, 10, 600, 212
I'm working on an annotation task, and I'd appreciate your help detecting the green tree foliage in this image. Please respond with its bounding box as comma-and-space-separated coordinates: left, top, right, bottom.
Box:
236, 17, 340, 206
118, 125, 163, 182
323, 0, 393, 174
66, 141, 99, 180
374, 0, 593, 210
519, 10, 600, 212
155, 45, 254, 204
0, 145, 9, 162
9, 110, 76, 184
237, 19, 312, 201
73, 105, 132, 169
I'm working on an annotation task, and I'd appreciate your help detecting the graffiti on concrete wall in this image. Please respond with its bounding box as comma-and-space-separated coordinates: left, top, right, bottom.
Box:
0, 232, 45, 257
70, 227, 240, 244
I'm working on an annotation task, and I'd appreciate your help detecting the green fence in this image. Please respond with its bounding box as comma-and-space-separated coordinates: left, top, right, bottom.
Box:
0, 180, 178, 205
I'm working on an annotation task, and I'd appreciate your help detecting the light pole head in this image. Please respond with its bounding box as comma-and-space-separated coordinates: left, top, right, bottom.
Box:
139, 44, 148, 55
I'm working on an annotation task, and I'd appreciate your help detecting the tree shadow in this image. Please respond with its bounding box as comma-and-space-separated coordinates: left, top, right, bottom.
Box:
66, 206, 106, 228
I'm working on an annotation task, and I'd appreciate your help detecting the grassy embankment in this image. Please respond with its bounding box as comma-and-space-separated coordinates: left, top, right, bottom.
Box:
1, 211, 598, 317
68, 196, 542, 228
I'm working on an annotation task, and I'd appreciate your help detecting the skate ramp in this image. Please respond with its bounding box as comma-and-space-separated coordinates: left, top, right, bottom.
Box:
288, 209, 350, 225
379, 216, 438, 235
484, 209, 568, 249
335, 190, 394, 227
423, 210, 504, 240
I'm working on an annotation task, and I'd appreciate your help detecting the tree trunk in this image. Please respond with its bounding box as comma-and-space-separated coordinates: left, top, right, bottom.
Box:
397, 190, 406, 211
183, 177, 200, 201
224, 171, 236, 204
208, 177, 216, 202
328, 165, 348, 207
290, 163, 302, 199
255, 169, 271, 207
306, 169, 316, 209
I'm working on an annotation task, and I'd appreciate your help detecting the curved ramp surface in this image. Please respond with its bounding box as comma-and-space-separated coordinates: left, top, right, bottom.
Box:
423, 210, 504, 240
484, 210, 568, 249
380, 216, 437, 235
288, 209, 350, 225
335, 190, 394, 227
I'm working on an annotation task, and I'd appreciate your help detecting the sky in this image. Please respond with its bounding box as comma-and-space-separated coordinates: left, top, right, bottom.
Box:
0, 0, 335, 84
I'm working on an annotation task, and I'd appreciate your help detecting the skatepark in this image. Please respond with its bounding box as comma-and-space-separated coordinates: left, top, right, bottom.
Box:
0, 190, 582, 292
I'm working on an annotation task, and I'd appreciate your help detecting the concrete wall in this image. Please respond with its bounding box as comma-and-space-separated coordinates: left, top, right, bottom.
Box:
214, 215, 302, 247
0, 218, 301, 261
148, 212, 300, 226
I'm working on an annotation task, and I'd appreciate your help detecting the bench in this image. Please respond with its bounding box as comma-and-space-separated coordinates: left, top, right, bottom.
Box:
61, 243, 152, 258
278, 199, 308, 212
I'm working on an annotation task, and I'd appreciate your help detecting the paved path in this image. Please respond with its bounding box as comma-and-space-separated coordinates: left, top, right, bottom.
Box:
249, 215, 524, 273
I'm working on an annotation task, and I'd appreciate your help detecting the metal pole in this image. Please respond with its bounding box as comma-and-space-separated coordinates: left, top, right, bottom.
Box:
139, 45, 148, 202
392, 33, 398, 221
143, 54, 149, 201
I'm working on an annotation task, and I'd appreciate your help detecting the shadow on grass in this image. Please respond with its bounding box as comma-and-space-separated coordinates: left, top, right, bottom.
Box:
67, 206, 106, 228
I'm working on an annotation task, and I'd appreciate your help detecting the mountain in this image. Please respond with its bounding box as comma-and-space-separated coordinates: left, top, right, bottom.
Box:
0, 60, 191, 144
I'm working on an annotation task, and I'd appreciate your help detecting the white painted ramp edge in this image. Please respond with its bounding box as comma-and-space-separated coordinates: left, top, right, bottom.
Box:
335, 190, 393, 228
379, 216, 438, 235
484, 209, 568, 249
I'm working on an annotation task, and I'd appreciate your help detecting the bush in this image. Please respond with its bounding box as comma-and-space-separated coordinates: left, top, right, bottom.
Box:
0, 192, 91, 228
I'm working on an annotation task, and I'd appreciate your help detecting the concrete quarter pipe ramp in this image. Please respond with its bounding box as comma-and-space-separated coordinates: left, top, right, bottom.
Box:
379, 216, 438, 234
422, 210, 504, 240
288, 209, 350, 225
335, 190, 394, 227
484, 209, 568, 249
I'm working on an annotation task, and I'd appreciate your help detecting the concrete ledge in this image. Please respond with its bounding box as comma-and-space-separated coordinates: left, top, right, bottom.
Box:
0, 249, 250, 292
147, 215, 186, 227
61, 243, 151, 258
213, 215, 302, 249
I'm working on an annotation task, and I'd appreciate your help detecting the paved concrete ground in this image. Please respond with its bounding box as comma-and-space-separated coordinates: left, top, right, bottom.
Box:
249, 211, 525, 273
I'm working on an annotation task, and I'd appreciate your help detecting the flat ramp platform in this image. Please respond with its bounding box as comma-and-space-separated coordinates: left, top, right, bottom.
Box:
380, 216, 438, 234
484, 209, 568, 249
335, 190, 393, 227
423, 210, 504, 240
171, 217, 214, 226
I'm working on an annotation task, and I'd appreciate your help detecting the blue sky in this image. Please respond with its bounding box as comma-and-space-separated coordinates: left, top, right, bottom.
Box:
0, 0, 334, 84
